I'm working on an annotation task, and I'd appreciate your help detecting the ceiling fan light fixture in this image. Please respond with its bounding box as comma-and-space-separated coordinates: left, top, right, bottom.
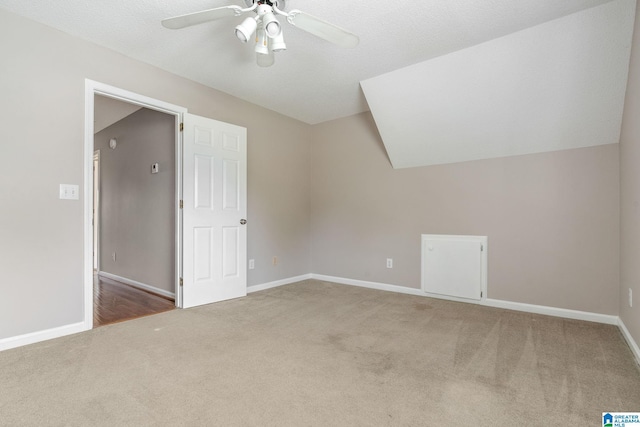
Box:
257, 50, 275, 67
262, 12, 281, 38
271, 31, 286, 52
255, 24, 269, 55
235, 16, 257, 43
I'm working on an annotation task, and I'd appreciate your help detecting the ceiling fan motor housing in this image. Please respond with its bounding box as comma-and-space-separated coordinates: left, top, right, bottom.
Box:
244, 0, 286, 10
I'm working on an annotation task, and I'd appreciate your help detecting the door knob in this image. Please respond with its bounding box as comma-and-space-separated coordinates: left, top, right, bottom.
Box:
240, 219, 247, 225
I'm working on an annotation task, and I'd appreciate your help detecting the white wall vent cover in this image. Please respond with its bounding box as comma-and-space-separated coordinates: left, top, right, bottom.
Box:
421, 235, 487, 301
361, 0, 635, 168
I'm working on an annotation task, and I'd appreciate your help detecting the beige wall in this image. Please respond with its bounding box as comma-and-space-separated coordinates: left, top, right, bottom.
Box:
311, 112, 620, 315
0, 8, 312, 339
619, 0, 640, 348
0, 4, 630, 344
95, 108, 175, 294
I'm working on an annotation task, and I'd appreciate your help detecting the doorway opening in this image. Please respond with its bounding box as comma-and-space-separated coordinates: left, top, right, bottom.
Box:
84, 80, 186, 329
92, 96, 179, 326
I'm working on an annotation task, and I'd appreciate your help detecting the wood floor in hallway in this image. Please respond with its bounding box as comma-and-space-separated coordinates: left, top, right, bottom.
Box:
93, 276, 175, 327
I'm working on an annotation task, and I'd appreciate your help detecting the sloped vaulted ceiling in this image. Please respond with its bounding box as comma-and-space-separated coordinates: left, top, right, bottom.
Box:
361, 0, 636, 168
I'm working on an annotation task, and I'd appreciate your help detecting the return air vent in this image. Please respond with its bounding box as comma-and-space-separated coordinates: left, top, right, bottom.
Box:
421, 235, 487, 301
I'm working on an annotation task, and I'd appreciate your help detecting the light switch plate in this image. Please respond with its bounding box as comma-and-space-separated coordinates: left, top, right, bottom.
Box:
59, 184, 79, 200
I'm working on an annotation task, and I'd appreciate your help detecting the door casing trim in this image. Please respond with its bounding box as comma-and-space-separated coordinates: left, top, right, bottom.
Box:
84, 80, 187, 329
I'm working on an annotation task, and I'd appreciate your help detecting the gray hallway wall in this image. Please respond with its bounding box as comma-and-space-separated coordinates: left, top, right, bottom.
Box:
95, 107, 176, 295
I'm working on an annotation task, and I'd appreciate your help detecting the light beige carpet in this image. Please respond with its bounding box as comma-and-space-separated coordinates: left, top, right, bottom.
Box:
1, 280, 638, 426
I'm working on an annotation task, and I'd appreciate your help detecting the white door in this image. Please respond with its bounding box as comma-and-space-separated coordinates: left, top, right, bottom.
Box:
182, 113, 247, 308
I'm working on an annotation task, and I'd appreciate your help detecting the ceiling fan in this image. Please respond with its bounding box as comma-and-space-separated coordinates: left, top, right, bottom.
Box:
162, 0, 359, 67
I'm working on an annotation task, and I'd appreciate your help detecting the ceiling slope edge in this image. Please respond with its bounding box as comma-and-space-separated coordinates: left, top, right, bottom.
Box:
361, 0, 636, 169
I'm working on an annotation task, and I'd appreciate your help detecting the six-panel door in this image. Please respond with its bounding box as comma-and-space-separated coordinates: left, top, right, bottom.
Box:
182, 114, 247, 308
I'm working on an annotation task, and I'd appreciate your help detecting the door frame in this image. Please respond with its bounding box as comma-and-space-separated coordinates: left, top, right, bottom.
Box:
93, 150, 100, 272
83, 80, 187, 329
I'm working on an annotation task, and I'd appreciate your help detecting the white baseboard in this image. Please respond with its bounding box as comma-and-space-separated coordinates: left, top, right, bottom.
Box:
618, 318, 640, 367
482, 298, 618, 325
248, 274, 312, 293
311, 274, 619, 325
0, 322, 87, 352
311, 274, 424, 296
99, 271, 175, 299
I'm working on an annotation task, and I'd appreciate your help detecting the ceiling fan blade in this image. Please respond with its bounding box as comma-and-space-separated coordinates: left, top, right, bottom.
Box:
162, 5, 243, 30
286, 10, 359, 48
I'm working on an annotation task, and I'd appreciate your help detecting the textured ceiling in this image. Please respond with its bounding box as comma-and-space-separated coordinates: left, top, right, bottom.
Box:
0, 0, 616, 124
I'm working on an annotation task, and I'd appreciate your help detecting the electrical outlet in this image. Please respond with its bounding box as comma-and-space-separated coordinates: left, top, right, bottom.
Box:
386, 258, 393, 269
272, 256, 278, 266
112, 252, 116, 262
59, 184, 79, 200
249, 259, 255, 270
630, 288, 633, 308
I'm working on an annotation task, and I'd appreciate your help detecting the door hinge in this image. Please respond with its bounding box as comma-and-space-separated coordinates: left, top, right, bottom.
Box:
180, 122, 184, 132
481, 291, 483, 298
180, 200, 183, 209
180, 277, 183, 286
481, 244, 484, 252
